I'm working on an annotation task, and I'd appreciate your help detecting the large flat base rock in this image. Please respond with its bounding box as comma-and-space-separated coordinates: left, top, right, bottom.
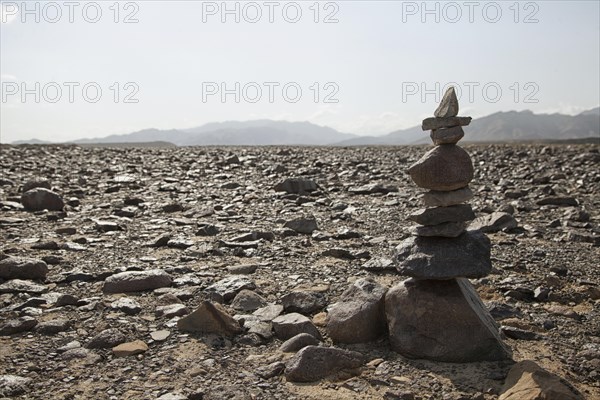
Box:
395, 230, 491, 279
385, 278, 511, 362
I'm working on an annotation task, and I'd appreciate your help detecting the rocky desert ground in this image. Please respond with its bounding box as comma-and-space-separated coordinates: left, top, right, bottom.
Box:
0, 143, 599, 399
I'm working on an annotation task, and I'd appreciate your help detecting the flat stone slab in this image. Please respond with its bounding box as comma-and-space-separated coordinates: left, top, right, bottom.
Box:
408, 145, 473, 191
103, 269, 172, 293
421, 187, 473, 207
395, 230, 492, 279
422, 116, 472, 131
410, 221, 466, 238
285, 346, 366, 382
430, 126, 464, 145
385, 278, 511, 362
408, 204, 475, 226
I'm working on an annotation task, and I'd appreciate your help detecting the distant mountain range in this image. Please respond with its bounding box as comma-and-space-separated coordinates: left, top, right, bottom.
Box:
9, 108, 599, 146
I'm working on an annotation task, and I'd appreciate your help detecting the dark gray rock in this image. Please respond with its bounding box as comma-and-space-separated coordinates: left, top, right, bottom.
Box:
385, 278, 511, 362
87, 328, 127, 349
0, 317, 38, 336
21, 188, 64, 211
536, 196, 578, 207
36, 319, 70, 335
0, 375, 31, 397
0, 257, 48, 280
348, 183, 398, 195
274, 178, 318, 194
231, 289, 267, 312
284, 216, 318, 234
408, 145, 474, 191
0, 279, 47, 294
272, 313, 322, 340
110, 297, 142, 315
103, 269, 172, 293
470, 212, 518, 233
281, 291, 326, 314
408, 204, 475, 225
410, 221, 466, 238
395, 230, 492, 279
326, 278, 387, 344
280, 332, 321, 352
285, 346, 365, 382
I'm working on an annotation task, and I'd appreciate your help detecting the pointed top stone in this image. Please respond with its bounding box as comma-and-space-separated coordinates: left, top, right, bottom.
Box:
434, 86, 459, 118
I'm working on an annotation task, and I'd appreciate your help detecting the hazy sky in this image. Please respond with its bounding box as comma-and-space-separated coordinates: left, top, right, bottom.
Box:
1, 0, 599, 142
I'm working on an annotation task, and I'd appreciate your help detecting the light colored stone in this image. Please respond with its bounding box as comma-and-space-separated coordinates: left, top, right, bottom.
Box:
272, 312, 322, 340
470, 212, 518, 233
499, 360, 582, 400
408, 145, 473, 191
385, 278, 511, 362
103, 269, 172, 293
434, 86, 459, 118
421, 187, 473, 207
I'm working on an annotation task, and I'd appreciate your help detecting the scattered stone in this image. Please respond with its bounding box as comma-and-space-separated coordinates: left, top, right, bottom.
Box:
87, 328, 127, 349
253, 304, 284, 321
110, 297, 142, 315
227, 264, 259, 274
272, 312, 323, 340
536, 196, 578, 207
0, 279, 47, 294
501, 326, 540, 341
395, 230, 492, 279
95, 220, 122, 232
361, 257, 395, 272
0, 316, 38, 336
22, 179, 51, 192
103, 269, 172, 293
177, 301, 242, 336
421, 187, 474, 207
499, 360, 582, 400
274, 178, 318, 194
0, 375, 31, 397
281, 291, 326, 314
470, 212, 518, 233
326, 278, 387, 344
150, 330, 170, 341
280, 332, 320, 352
21, 188, 64, 211
408, 145, 474, 191
0, 256, 48, 280
36, 319, 70, 335
205, 276, 256, 302
112, 340, 149, 357
155, 303, 190, 318
284, 216, 318, 234
348, 183, 398, 195
285, 346, 365, 382
256, 361, 286, 379
231, 289, 267, 312
385, 278, 511, 362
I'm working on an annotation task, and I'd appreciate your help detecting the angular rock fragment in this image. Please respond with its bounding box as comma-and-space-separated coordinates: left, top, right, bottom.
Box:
177, 301, 242, 336
280, 332, 320, 352
421, 187, 474, 207
205, 276, 256, 302
87, 328, 127, 349
470, 212, 518, 233
434, 86, 459, 118
326, 278, 387, 344
274, 178, 318, 194
385, 278, 511, 362
272, 312, 322, 340
283, 216, 318, 234
285, 346, 365, 382
0, 317, 38, 336
430, 126, 464, 145
112, 340, 149, 357
410, 221, 466, 238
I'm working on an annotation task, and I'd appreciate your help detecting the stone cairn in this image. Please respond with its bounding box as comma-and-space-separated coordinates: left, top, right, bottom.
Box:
384, 87, 512, 362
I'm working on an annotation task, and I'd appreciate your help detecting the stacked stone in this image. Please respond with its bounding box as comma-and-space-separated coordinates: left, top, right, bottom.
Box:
384, 87, 511, 363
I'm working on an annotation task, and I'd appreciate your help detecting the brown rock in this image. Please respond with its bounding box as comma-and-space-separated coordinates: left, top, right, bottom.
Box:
408, 145, 473, 191
499, 360, 582, 400
177, 301, 242, 336
112, 340, 149, 357
408, 204, 475, 226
